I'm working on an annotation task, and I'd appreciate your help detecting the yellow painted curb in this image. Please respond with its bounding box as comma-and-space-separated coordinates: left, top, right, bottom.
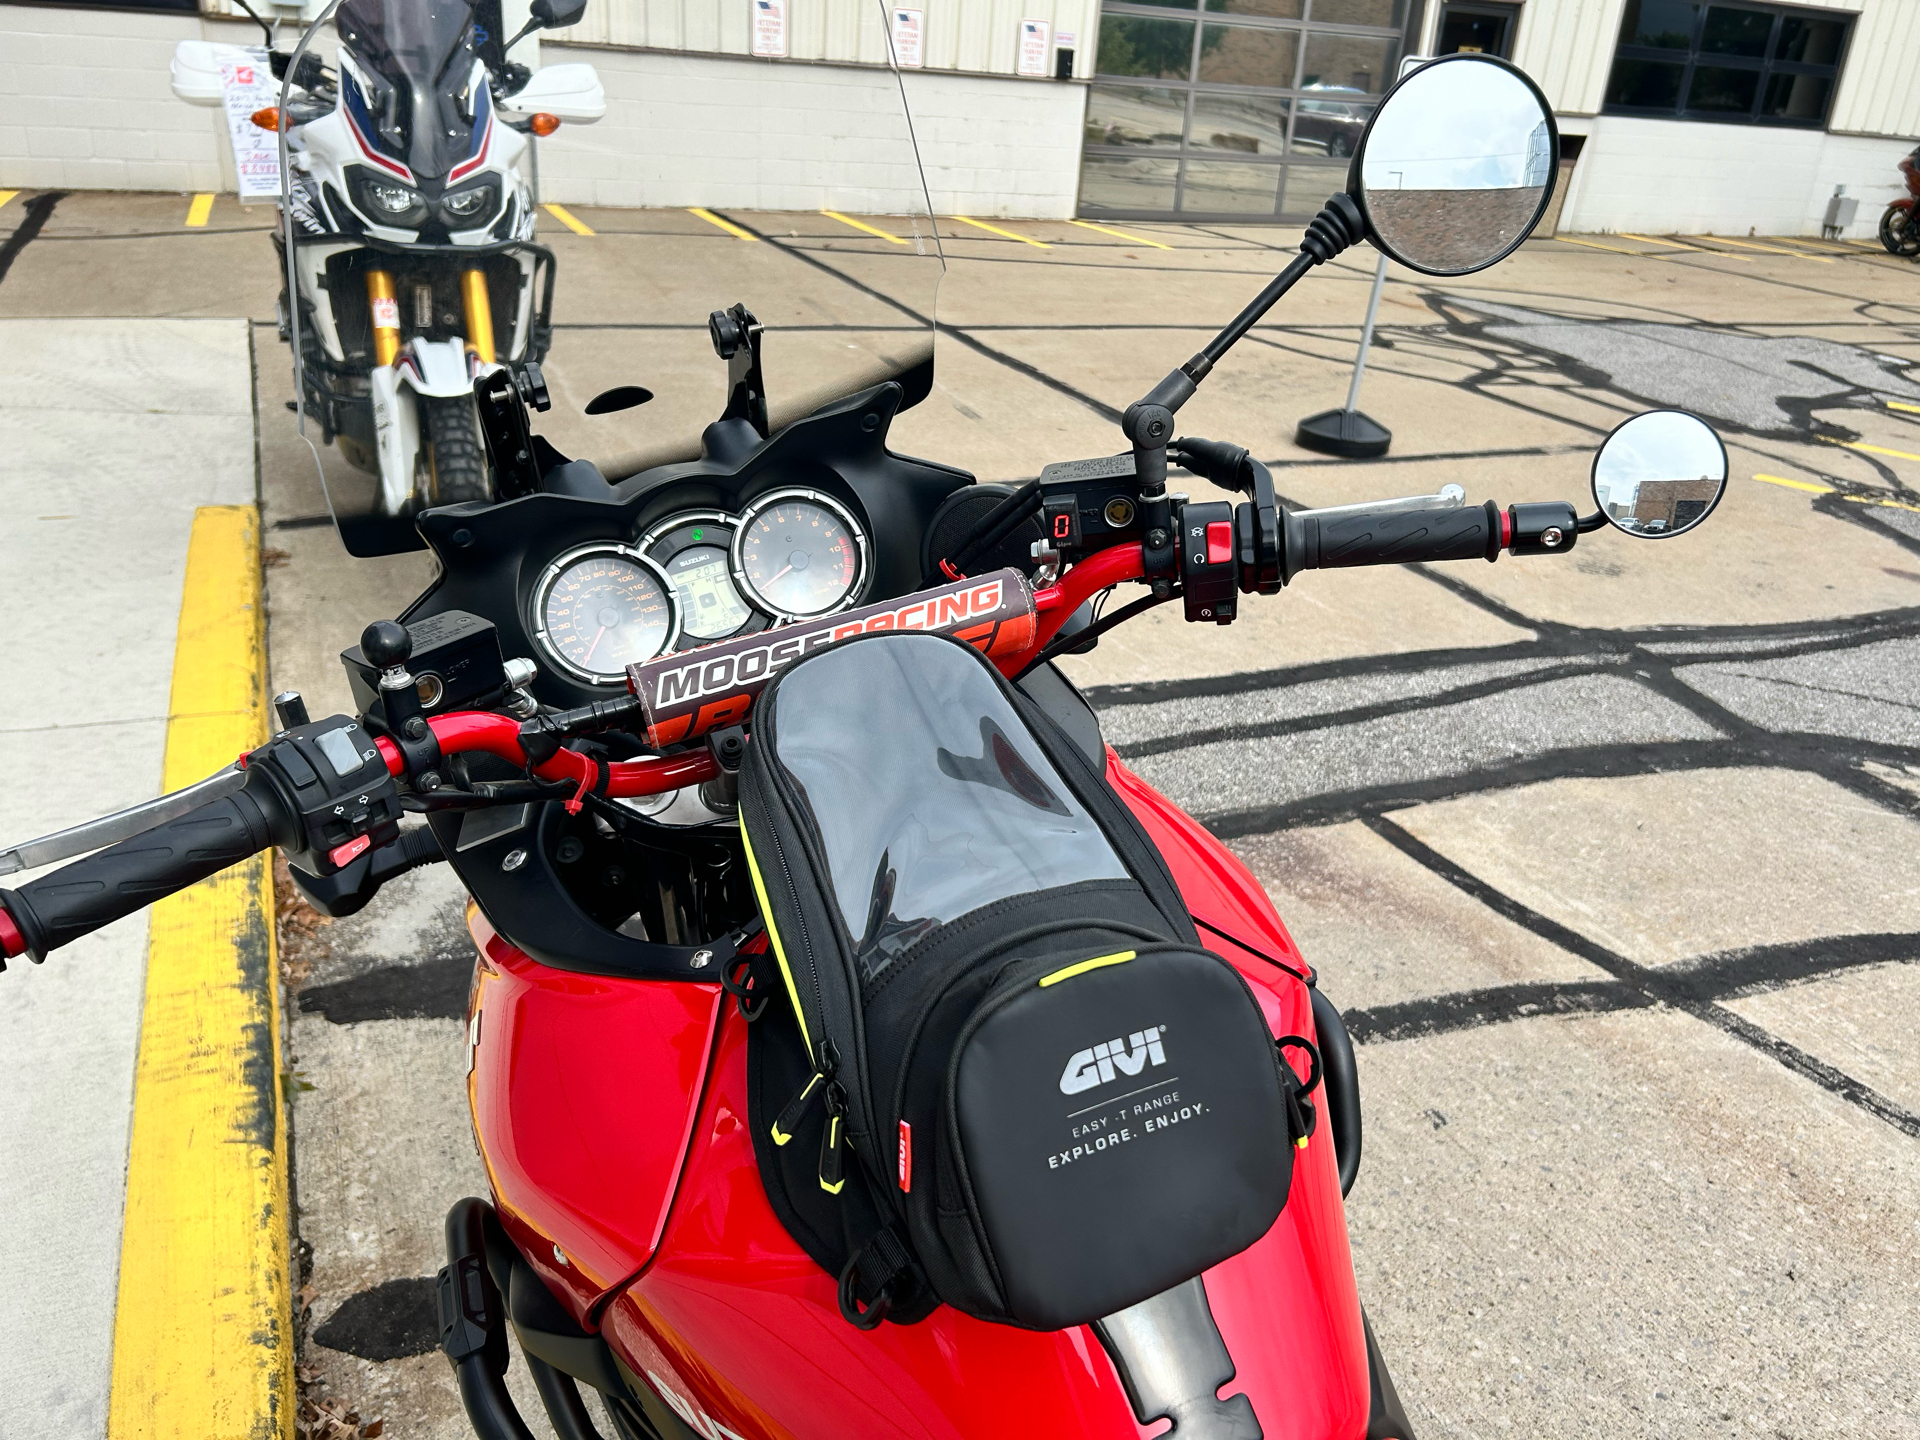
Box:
108, 505, 290, 1440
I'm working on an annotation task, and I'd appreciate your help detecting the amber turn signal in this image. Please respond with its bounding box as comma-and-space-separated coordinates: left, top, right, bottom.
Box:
250, 106, 283, 132
530, 112, 561, 137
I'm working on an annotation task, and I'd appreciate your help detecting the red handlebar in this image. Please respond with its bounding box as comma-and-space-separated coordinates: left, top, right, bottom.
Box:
375, 714, 719, 803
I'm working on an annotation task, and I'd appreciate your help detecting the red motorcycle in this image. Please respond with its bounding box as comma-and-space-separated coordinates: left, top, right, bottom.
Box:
0, 48, 1727, 1440
1880, 145, 1920, 256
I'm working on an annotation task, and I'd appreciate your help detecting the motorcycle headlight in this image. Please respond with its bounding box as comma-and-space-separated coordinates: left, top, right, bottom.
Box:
440, 179, 500, 226
348, 169, 427, 226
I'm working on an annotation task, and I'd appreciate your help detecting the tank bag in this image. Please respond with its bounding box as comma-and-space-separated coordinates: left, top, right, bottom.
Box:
738, 630, 1316, 1331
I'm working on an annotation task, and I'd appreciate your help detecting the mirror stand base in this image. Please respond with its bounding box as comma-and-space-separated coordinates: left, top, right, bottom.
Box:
1295, 407, 1390, 459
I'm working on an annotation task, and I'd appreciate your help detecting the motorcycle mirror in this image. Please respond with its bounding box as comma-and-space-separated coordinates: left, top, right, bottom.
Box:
1589, 410, 1729, 540
584, 385, 654, 416
532, 0, 587, 28
1348, 53, 1557, 277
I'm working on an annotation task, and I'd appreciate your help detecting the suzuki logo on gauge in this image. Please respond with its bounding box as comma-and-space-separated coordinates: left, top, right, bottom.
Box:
1059, 1027, 1167, 1095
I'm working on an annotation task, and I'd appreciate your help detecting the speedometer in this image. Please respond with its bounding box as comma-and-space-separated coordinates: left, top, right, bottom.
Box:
531, 544, 679, 686
731, 489, 870, 621
639, 512, 762, 646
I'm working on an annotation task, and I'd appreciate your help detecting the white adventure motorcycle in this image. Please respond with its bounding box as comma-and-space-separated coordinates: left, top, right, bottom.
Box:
172, 0, 603, 524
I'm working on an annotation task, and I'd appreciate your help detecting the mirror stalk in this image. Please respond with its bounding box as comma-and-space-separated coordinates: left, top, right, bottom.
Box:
1120, 195, 1365, 586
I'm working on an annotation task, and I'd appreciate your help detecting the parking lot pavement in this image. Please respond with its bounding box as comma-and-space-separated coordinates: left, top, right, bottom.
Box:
6, 189, 1918, 1437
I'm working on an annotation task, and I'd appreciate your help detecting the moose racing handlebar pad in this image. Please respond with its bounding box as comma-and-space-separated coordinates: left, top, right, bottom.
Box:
739, 630, 1299, 1331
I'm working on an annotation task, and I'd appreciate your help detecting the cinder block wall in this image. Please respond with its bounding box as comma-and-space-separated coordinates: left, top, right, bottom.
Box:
0, 4, 1089, 218
0, 4, 262, 192
534, 44, 1087, 218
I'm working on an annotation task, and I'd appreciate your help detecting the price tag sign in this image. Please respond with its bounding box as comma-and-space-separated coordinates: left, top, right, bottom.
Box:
1017, 18, 1051, 77
220, 46, 281, 202
751, 0, 788, 58
891, 7, 924, 68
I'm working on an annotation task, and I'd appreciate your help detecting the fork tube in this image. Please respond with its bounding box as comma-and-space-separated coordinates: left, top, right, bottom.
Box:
461, 268, 496, 364
365, 268, 401, 368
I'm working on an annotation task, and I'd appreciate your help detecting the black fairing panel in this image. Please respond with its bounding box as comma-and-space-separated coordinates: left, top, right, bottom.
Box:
402, 381, 972, 710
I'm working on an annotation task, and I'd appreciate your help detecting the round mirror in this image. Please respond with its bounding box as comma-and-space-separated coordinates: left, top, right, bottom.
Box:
1352, 54, 1557, 276
1590, 410, 1729, 539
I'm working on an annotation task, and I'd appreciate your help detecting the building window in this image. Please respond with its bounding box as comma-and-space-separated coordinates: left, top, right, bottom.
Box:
1079, 0, 1416, 221
1603, 1, 1850, 127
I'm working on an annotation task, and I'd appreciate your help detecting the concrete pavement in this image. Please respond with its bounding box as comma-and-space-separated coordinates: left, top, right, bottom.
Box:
0, 316, 260, 1437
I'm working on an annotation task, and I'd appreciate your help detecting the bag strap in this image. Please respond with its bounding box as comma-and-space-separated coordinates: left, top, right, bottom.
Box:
836, 1225, 917, 1331
1275, 1035, 1323, 1151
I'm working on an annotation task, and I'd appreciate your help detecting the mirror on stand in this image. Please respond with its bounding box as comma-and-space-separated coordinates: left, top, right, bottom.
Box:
1350, 53, 1557, 276
1589, 410, 1729, 539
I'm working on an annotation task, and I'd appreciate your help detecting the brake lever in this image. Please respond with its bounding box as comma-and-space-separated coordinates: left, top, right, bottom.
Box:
0, 764, 248, 877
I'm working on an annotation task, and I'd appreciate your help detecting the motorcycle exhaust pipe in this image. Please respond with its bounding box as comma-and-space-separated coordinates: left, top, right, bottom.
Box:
366, 268, 401, 368
462, 267, 497, 366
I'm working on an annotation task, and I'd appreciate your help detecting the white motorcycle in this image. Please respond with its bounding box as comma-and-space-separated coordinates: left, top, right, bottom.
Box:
172, 0, 604, 529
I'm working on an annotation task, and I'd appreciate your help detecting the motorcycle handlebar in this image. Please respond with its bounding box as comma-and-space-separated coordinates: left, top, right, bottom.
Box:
0, 786, 288, 965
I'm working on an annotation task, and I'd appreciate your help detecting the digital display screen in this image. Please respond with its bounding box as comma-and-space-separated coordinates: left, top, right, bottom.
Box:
668, 544, 752, 640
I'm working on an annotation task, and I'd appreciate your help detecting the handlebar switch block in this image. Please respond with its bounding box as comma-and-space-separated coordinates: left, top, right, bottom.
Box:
251, 717, 404, 876
1507, 501, 1582, 557
1178, 500, 1239, 625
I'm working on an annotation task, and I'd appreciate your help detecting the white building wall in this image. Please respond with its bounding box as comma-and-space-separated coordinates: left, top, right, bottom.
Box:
534, 43, 1086, 215
568, 0, 1102, 78
0, 4, 260, 192
0, 0, 1088, 214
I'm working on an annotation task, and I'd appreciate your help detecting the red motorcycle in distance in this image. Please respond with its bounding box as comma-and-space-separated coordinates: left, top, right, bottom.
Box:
0, 50, 1729, 1440
1879, 145, 1920, 256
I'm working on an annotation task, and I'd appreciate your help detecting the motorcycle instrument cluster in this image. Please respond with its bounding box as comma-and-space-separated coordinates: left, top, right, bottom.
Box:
527, 496, 871, 684
639, 513, 760, 645
732, 488, 870, 620
531, 545, 678, 686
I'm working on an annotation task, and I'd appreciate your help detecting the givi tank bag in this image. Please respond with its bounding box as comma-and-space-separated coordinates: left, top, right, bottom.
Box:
738, 630, 1308, 1332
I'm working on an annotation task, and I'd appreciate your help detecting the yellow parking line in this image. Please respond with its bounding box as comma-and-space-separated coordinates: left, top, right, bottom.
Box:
688, 206, 758, 241
184, 192, 215, 227
1845, 494, 1920, 513
1553, 235, 1656, 256
107, 506, 290, 1440
541, 202, 594, 235
951, 215, 1050, 248
1819, 434, 1920, 462
1620, 233, 1710, 251
821, 209, 907, 244
1887, 400, 1920, 414
1753, 472, 1835, 494
1690, 234, 1832, 262
1068, 218, 1172, 250
0, 189, 18, 212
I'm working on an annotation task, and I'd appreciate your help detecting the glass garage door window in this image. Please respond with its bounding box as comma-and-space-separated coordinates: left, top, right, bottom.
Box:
1080, 0, 1409, 221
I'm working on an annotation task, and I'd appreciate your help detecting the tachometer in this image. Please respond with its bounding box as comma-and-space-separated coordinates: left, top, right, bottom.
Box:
531, 544, 679, 686
639, 513, 761, 646
731, 489, 870, 621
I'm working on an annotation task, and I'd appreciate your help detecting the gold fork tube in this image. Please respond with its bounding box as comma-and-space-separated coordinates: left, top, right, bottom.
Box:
365, 268, 400, 368
460, 268, 496, 365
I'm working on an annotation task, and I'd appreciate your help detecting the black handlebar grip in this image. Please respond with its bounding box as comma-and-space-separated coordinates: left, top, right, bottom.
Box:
1299, 500, 1502, 570
0, 789, 283, 962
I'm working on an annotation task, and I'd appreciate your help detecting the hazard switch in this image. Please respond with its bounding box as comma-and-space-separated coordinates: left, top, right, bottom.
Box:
1206, 521, 1233, 565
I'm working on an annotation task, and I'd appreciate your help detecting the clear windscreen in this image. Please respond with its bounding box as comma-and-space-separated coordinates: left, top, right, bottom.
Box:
280, 0, 943, 556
